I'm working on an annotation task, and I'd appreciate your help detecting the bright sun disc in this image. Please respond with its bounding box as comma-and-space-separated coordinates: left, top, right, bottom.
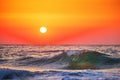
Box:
40, 26, 47, 33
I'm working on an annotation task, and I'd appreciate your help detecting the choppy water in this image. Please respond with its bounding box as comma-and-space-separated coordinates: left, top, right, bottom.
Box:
0, 45, 120, 80
0, 45, 120, 68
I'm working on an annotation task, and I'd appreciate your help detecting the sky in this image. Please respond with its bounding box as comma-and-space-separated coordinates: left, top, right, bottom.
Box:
0, 0, 120, 45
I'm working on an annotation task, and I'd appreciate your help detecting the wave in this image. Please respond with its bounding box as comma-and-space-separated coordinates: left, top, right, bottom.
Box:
0, 44, 120, 69
65, 50, 120, 69
15, 51, 67, 66
0, 68, 120, 80
13, 50, 120, 69
0, 68, 39, 80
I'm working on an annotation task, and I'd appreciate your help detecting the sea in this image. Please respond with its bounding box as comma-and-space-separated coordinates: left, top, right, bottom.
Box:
0, 44, 120, 80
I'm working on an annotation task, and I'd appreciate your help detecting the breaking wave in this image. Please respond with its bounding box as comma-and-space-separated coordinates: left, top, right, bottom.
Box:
1, 50, 120, 69
0, 45, 120, 69
0, 45, 120, 80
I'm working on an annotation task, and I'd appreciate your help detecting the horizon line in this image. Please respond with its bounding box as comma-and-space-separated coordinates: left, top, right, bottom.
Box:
0, 43, 120, 46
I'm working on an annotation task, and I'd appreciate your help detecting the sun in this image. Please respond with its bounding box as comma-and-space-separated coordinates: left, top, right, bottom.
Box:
40, 26, 47, 33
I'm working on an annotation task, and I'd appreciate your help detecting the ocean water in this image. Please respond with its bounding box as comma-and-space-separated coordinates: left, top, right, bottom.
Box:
0, 44, 120, 80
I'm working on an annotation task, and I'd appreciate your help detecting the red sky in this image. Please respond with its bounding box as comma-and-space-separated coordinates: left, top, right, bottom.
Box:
0, 0, 120, 45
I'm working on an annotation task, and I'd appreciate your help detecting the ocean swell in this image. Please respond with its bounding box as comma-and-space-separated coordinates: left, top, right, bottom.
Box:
12, 50, 120, 69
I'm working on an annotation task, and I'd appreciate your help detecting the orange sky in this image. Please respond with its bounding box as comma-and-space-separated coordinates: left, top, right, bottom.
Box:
0, 0, 120, 44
